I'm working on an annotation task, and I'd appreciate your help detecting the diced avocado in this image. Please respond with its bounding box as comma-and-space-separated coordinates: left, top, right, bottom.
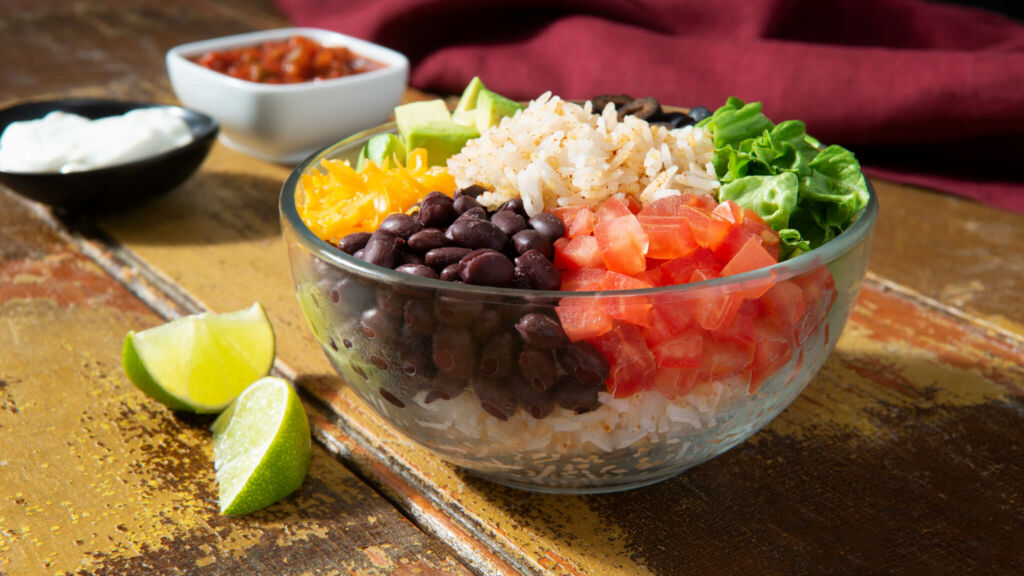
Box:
404, 121, 479, 165
475, 88, 523, 133
362, 132, 406, 169
394, 100, 453, 142
453, 76, 486, 126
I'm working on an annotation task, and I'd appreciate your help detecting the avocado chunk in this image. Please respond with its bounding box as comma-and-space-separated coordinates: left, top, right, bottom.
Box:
394, 100, 453, 143
404, 121, 479, 165
357, 132, 406, 171
475, 88, 523, 133
453, 76, 485, 127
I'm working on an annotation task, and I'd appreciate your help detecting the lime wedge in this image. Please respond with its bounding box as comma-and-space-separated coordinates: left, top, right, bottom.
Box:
211, 376, 311, 515
122, 303, 275, 413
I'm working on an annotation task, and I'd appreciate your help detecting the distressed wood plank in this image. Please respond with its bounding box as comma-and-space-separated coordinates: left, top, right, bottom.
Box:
0, 191, 475, 576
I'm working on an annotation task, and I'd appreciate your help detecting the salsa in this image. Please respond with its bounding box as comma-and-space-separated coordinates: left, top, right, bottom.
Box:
191, 36, 385, 84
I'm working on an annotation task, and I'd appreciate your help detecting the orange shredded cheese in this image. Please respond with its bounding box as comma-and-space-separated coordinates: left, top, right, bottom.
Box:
298, 148, 456, 241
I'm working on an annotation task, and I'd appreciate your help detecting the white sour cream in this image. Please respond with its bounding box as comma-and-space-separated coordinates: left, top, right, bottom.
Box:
0, 108, 193, 173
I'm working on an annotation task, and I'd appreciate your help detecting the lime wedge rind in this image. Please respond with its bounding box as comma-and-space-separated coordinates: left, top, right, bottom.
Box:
212, 376, 311, 516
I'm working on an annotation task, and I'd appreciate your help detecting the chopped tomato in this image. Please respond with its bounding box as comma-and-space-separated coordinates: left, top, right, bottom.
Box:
721, 236, 777, 277
594, 213, 649, 275
595, 197, 633, 223
743, 211, 781, 260
554, 236, 604, 270
760, 281, 806, 330
556, 301, 614, 342
598, 271, 652, 325
560, 268, 606, 291
553, 206, 596, 238
652, 367, 699, 399
661, 249, 721, 285
650, 330, 703, 368
592, 323, 657, 397
639, 214, 699, 259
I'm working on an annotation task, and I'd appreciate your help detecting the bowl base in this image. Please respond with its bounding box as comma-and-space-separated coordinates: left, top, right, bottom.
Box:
465, 466, 689, 495
218, 133, 317, 165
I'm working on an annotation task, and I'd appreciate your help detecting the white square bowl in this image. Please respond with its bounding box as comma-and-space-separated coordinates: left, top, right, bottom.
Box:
166, 27, 409, 164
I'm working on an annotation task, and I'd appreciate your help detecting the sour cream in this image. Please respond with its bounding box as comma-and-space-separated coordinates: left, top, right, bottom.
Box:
0, 108, 193, 173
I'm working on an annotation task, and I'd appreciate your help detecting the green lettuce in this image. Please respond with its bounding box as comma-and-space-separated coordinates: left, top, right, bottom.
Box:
701, 97, 870, 260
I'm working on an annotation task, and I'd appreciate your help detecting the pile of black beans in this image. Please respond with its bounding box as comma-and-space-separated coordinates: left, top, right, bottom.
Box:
590, 95, 711, 130
327, 186, 611, 421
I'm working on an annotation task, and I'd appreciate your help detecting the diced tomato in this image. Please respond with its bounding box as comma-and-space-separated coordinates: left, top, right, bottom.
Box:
699, 335, 755, 379
714, 299, 758, 345
592, 323, 657, 397
650, 295, 698, 334
594, 214, 649, 276
759, 281, 806, 330
636, 264, 667, 287
595, 197, 633, 224
743, 211, 781, 260
598, 271, 652, 325
691, 193, 719, 211
553, 206, 596, 238
639, 214, 699, 259
676, 205, 714, 247
652, 366, 699, 399
712, 200, 744, 225
639, 195, 690, 217
721, 236, 777, 277
690, 269, 743, 331
624, 195, 643, 215
556, 301, 614, 342
560, 268, 606, 291
650, 330, 703, 368
554, 235, 604, 270
661, 248, 721, 285
749, 338, 793, 394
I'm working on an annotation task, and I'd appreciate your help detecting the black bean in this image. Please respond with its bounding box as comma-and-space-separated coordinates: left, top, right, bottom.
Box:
395, 263, 438, 279
515, 313, 565, 348
528, 213, 565, 243
453, 194, 482, 215
510, 271, 533, 290
471, 308, 502, 340
449, 219, 509, 252
359, 308, 398, 340
459, 249, 514, 286
418, 194, 456, 228
353, 248, 365, 260
551, 377, 602, 414
432, 328, 476, 378
478, 332, 517, 378
426, 379, 469, 402
337, 232, 371, 254
514, 250, 561, 291
407, 228, 450, 254
378, 213, 423, 239
403, 298, 434, 335
519, 348, 560, 391
399, 344, 436, 378
375, 287, 406, 318
490, 209, 528, 237
474, 378, 518, 421
557, 341, 610, 388
434, 294, 483, 326
512, 230, 552, 259
453, 206, 488, 223
425, 247, 472, 270
439, 263, 461, 282
454, 184, 486, 199
688, 105, 712, 123
511, 376, 556, 419
360, 230, 404, 269
497, 197, 527, 218
398, 251, 426, 267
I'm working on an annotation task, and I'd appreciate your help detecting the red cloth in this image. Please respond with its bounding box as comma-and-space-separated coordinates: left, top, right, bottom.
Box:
277, 0, 1024, 213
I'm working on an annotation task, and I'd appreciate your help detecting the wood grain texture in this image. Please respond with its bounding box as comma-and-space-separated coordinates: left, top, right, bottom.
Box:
3, 0, 1023, 574
0, 193, 474, 576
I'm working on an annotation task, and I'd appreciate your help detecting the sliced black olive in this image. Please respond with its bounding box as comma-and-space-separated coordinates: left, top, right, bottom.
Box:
651, 111, 696, 129
618, 97, 662, 121
688, 105, 712, 123
591, 94, 633, 113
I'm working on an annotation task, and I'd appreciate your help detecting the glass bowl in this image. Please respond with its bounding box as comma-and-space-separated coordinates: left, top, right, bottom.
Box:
279, 123, 878, 493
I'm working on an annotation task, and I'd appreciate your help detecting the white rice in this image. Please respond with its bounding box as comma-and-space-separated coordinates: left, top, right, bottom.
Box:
446, 92, 720, 216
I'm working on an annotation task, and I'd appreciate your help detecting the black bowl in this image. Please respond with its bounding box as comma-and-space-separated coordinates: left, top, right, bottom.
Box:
0, 98, 218, 212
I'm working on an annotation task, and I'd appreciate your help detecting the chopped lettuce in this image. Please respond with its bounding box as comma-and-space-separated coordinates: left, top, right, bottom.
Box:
701, 98, 870, 260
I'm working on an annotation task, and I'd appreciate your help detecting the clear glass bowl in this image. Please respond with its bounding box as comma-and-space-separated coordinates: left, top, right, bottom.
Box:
279, 123, 878, 493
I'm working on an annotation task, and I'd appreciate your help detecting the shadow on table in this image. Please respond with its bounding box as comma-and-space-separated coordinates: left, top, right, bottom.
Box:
83, 170, 284, 246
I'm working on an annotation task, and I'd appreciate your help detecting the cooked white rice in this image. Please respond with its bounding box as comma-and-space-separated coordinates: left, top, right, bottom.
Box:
446, 92, 720, 216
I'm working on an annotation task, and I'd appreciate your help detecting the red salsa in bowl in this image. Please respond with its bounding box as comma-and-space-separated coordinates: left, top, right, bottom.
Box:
191, 36, 385, 84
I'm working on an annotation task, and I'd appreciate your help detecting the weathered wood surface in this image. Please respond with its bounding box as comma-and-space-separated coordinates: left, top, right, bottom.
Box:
2, 1, 1024, 575
0, 194, 478, 575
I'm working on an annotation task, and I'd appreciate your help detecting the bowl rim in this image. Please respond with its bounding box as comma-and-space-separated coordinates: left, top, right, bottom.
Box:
0, 98, 219, 178
165, 27, 410, 94
280, 122, 878, 299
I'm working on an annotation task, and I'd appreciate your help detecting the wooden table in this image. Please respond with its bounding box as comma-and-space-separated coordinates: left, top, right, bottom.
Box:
2, 2, 1022, 574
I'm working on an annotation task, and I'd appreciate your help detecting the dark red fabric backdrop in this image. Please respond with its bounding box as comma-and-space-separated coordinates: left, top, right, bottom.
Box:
276, 0, 1024, 212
